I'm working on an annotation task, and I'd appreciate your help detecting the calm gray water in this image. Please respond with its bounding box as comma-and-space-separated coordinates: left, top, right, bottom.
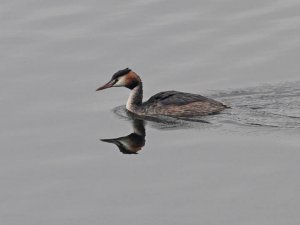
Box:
1, 0, 300, 224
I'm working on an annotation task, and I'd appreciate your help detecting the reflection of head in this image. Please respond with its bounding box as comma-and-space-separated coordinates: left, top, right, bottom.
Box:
101, 119, 145, 154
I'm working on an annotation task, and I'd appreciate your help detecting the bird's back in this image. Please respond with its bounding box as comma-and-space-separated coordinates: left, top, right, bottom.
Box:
142, 91, 227, 117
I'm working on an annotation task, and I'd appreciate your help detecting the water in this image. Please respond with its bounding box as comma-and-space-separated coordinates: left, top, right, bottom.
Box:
1, 0, 300, 224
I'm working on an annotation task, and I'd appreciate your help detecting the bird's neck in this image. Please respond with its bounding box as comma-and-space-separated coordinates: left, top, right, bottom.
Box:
126, 82, 143, 112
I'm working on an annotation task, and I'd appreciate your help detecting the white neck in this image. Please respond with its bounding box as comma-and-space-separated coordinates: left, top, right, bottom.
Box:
126, 83, 143, 113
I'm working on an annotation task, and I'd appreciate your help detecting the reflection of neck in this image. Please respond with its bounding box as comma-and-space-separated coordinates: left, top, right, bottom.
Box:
132, 119, 145, 137
126, 82, 143, 112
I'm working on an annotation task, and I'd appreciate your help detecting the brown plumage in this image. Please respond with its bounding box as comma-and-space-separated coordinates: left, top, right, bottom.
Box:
142, 91, 227, 116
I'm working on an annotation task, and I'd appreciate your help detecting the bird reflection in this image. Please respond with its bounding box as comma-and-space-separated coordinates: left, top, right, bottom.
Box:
101, 118, 146, 154
100, 107, 212, 154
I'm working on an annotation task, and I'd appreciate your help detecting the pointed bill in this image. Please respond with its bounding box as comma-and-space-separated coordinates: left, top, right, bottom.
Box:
96, 80, 115, 91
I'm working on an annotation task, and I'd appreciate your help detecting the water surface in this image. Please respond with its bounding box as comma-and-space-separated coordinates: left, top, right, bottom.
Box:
1, 0, 300, 225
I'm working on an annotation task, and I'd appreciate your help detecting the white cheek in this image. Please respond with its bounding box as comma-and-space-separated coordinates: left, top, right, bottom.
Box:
113, 76, 126, 87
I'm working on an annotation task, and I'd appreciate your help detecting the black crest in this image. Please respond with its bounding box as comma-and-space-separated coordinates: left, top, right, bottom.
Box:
112, 68, 131, 80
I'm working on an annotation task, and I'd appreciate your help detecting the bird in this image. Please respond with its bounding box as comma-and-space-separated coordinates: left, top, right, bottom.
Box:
96, 68, 229, 117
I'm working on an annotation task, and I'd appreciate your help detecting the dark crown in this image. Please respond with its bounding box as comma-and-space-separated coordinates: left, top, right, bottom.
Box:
112, 68, 131, 80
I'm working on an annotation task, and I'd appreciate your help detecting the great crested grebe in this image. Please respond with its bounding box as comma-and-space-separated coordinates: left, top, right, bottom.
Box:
96, 68, 228, 117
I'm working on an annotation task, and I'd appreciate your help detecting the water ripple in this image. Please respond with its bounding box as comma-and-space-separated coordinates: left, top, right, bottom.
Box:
113, 82, 300, 132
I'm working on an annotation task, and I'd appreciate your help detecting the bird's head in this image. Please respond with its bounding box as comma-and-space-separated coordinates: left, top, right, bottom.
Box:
96, 68, 141, 91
